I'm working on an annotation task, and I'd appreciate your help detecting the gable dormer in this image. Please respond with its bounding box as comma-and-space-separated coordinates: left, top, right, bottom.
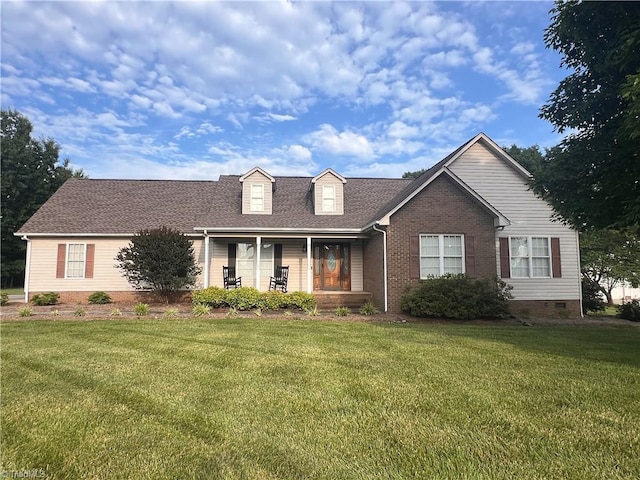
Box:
240, 167, 275, 214
311, 168, 347, 215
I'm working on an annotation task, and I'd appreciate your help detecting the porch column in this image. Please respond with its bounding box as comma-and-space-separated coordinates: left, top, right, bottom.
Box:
306, 236, 312, 293
255, 236, 261, 289
203, 231, 210, 288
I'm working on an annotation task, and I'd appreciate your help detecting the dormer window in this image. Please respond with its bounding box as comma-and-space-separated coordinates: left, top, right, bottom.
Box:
312, 168, 346, 216
240, 167, 275, 215
250, 184, 264, 212
322, 185, 335, 212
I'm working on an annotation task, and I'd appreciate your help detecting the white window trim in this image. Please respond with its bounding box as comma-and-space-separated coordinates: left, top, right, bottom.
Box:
65, 243, 86, 279
250, 184, 264, 212
509, 236, 552, 279
322, 185, 335, 212
419, 234, 465, 278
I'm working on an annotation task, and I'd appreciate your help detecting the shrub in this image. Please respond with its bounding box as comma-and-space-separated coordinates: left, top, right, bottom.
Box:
262, 290, 286, 310
192, 304, 211, 317
0, 292, 8, 306
163, 308, 179, 319
74, 307, 86, 317
30, 292, 60, 306
51, 309, 60, 316
617, 299, 640, 322
88, 291, 112, 304
581, 280, 605, 314
287, 291, 317, 311
191, 286, 227, 308
226, 307, 238, 318
359, 301, 379, 316
225, 287, 262, 311
110, 308, 122, 317
335, 306, 350, 316
18, 307, 32, 317
133, 303, 149, 316
400, 275, 513, 320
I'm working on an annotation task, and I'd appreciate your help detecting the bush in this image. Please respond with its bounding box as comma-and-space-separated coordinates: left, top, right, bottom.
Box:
262, 290, 287, 310
225, 287, 263, 311
163, 308, 179, 319
400, 275, 513, 320
1, 292, 8, 306
335, 306, 350, 316
74, 307, 86, 317
110, 308, 122, 316
286, 291, 317, 311
30, 292, 60, 306
88, 291, 112, 304
581, 280, 605, 314
617, 299, 640, 322
191, 286, 227, 308
133, 303, 149, 316
359, 301, 379, 316
18, 307, 32, 317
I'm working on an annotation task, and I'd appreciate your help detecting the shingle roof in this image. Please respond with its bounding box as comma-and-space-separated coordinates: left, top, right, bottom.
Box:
17, 175, 412, 235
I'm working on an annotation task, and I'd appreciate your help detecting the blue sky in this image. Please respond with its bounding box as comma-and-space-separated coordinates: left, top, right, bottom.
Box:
1, 1, 566, 180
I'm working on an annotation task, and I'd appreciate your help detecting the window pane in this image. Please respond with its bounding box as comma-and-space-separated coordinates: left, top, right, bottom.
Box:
250, 184, 264, 211
532, 257, 550, 277
421, 236, 439, 256
511, 258, 529, 277
237, 243, 255, 284
443, 257, 463, 274
443, 235, 462, 256
421, 257, 440, 277
510, 237, 528, 257
260, 243, 274, 283
323, 185, 335, 212
531, 237, 549, 257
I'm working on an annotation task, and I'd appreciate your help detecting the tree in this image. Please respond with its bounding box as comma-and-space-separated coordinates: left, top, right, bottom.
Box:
501, 144, 544, 175
402, 169, 427, 179
0, 109, 83, 288
580, 228, 640, 305
115, 227, 202, 303
535, 1, 640, 230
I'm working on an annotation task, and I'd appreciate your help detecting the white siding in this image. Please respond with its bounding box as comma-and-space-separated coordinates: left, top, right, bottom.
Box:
241, 171, 273, 214
448, 142, 581, 301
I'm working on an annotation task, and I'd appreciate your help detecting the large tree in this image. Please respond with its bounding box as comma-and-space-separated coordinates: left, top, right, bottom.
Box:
535, 1, 640, 230
580, 228, 640, 305
502, 144, 544, 175
116, 227, 202, 303
0, 109, 82, 288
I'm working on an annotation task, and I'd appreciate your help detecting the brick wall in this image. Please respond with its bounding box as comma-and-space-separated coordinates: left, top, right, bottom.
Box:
386, 175, 498, 313
29, 290, 191, 305
508, 299, 582, 319
362, 234, 385, 311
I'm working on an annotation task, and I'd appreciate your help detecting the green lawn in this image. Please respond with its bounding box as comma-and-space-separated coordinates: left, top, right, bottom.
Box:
1, 319, 639, 479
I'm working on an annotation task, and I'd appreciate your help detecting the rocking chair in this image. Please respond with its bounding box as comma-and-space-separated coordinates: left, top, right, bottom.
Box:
269, 266, 289, 293
223, 266, 242, 289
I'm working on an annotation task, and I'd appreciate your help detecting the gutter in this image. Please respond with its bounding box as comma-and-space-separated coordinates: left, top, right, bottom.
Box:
21, 236, 31, 303
372, 222, 388, 313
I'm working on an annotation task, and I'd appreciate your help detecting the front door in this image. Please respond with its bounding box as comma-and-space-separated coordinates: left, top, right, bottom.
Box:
313, 243, 351, 291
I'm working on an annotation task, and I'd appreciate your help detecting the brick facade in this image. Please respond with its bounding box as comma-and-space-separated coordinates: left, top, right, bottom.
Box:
385, 175, 498, 313
362, 233, 385, 310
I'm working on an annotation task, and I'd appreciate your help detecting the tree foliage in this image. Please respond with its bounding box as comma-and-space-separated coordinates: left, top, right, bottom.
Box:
115, 227, 202, 303
534, 1, 640, 229
580, 228, 640, 305
0, 109, 83, 288
501, 144, 544, 175
402, 169, 427, 179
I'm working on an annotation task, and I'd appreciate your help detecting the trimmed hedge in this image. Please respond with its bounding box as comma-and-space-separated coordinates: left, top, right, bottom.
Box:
400, 274, 513, 320
30, 292, 60, 306
191, 286, 316, 312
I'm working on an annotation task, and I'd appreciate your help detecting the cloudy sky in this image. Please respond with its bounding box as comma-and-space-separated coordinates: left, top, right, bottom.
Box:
1, 1, 566, 180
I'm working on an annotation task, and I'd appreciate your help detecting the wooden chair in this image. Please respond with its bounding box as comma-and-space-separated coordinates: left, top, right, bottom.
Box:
269, 266, 289, 293
223, 266, 242, 289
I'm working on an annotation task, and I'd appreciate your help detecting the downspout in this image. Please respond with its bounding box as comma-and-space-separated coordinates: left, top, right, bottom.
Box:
256, 236, 262, 289
203, 230, 210, 288
22, 236, 31, 303
372, 222, 388, 313
576, 230, 584, 318
306, 236, 312, 293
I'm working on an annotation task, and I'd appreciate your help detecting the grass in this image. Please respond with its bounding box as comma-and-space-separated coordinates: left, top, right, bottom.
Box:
1, 318, 639, 479
0, 288, 23, 296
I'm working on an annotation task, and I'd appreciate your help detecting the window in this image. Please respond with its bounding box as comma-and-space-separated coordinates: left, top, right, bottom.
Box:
419, 234, 464, 277
509, 236, 551, 278
322, 185, 335, 212
250, 184, 264, 212
237, 242, 274, 286
66, 243, 86, 278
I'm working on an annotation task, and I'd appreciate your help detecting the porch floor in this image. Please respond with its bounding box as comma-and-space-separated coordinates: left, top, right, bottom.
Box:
313, 291, 373, 310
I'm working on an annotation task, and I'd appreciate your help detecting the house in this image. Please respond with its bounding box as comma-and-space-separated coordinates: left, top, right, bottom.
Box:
16, 133, 582, 316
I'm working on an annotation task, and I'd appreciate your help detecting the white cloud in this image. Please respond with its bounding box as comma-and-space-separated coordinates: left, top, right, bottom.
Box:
306, 124, 374, 160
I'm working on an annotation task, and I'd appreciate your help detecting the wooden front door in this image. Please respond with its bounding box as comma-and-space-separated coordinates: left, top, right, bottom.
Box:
313, 243, 351, 291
